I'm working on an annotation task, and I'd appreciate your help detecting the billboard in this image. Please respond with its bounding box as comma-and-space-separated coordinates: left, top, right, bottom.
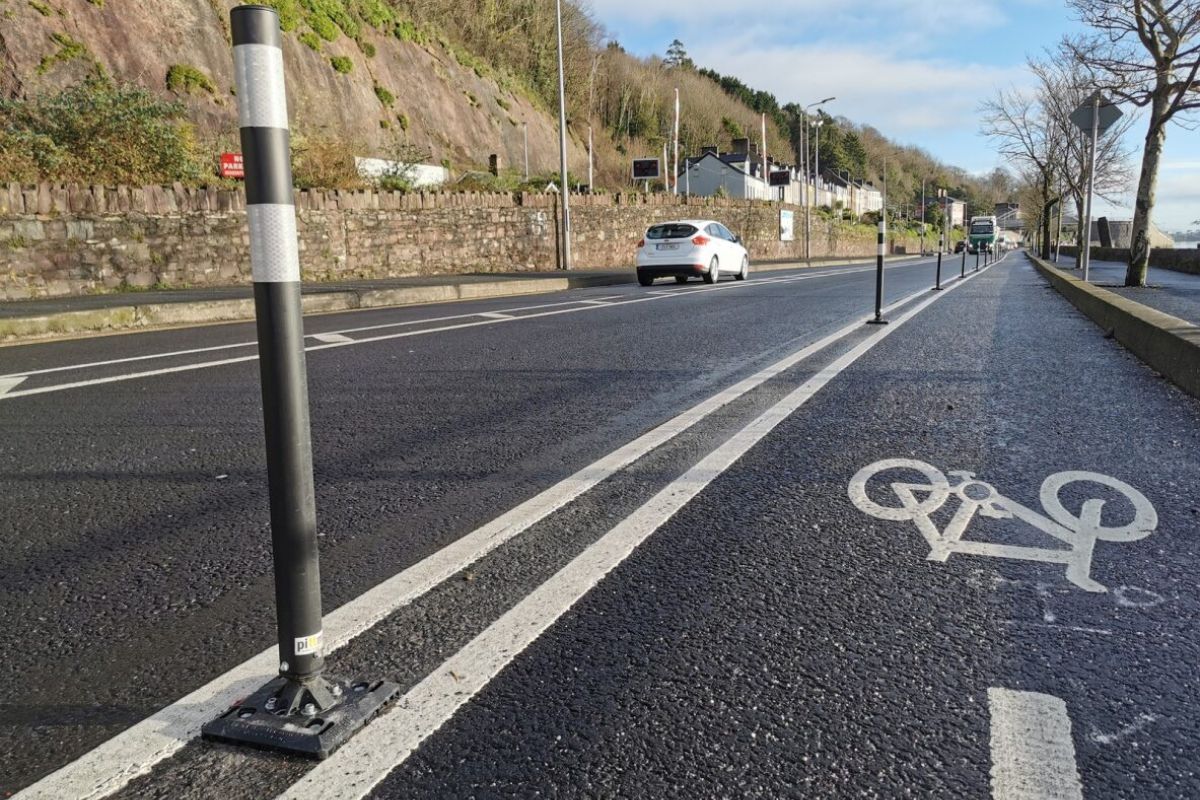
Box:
780, 209, 795, 242
632, 158, 661, 180
769, 170, 791, 187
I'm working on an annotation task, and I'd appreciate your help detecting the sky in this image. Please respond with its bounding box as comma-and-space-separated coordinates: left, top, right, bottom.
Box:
585, 0, 1200, 235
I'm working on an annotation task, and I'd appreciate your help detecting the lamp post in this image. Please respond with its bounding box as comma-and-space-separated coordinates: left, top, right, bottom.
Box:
554, 0, 571, 270
802, 97, 834, 261
811, 119, 825, 208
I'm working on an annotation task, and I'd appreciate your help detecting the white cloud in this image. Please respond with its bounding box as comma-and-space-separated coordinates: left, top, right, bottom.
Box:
586, 0, 1006, 33
688, 37, 1028, 136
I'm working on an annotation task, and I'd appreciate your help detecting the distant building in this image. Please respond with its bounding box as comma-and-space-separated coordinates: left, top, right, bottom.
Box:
678, 139, 881, 219
680, 151, 774, 201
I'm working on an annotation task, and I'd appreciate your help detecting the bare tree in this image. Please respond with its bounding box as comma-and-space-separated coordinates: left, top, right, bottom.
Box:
1030, 51, 1135, 266
980, 88, 1065, 258
1064, 1, 1200, 285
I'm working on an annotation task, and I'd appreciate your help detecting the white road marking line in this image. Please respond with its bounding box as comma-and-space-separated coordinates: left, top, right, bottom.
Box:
0, 340, 261, 380
11, 274, 958, 800
0, 259, 939, 382
310, 332, 354, 344
0, 376, 27, 398
988, 688, 1084, 800
279, 261, 987, 800
477, 311, 515, 320
0, 267, 897, 400
0, 296, 624, 380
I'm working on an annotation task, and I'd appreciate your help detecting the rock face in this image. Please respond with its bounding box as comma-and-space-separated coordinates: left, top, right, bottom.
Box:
0, 0, 582, 172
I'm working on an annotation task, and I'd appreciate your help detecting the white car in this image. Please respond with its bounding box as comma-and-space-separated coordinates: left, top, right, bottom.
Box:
636, 219, 750, 286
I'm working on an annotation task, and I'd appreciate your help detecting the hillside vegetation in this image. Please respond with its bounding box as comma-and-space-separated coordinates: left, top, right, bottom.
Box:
0, 0, 1002, 214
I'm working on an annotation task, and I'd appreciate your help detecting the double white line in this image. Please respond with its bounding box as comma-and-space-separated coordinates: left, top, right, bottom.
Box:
16, 265, 988, 800
0, 268, 873, 401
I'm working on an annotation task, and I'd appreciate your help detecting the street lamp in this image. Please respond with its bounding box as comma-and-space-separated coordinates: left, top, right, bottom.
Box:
802, 97, 834, 261
811, 118, 825, 197
554, 0, 571, 270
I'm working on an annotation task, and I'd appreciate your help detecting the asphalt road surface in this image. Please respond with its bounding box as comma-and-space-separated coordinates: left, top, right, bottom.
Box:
2, 252, 1197, 799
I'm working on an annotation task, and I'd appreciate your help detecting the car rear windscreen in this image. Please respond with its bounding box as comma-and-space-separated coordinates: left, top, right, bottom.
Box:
646, 224, 698, 240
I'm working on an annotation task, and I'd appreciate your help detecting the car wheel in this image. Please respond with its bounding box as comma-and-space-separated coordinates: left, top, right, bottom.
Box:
703, 256, 719, 284
637, 273, 654, 287
736, 255, 748, 281
674, 275, 689, 284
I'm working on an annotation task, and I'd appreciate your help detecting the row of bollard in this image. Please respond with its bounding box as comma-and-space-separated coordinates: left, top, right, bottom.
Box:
208, 5, 1011, 761
871, 230, 1005, 326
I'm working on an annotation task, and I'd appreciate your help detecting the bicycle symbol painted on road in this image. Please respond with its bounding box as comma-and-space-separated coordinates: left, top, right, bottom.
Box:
848, 459, 1158, 592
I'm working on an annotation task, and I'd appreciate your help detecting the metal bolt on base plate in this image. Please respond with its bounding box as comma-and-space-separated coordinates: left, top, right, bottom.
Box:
202, 675, 400, 760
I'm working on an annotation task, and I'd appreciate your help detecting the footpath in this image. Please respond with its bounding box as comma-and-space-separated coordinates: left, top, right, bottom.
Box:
0, 256, 896, 343
1059, 256, 1200, 326
1030, 252, 1200, 400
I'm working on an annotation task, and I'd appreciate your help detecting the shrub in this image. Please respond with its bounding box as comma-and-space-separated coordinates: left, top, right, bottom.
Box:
298, 31, 322, 51
393, 19, 422, 43
353, 0, 392, 28
309, 13, 340, 41
307, 0, 358, 38
496, 96, 511, 111
290, 131, 365, 189
0, 78, 202, 185
373, 84, 394, 106
166, 64, 216, 95
29, 1, 53, 16
257, 0, 301, 31
37, 32, 88, 75
329, 55, 353, 74
396, 113, 409, 131
358, 39, 376, 58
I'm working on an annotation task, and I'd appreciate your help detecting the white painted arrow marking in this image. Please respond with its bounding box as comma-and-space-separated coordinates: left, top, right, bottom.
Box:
0, 376, 27, 398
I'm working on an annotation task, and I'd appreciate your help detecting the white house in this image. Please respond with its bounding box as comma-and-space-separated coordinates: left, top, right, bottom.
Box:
679, 151, 774, 201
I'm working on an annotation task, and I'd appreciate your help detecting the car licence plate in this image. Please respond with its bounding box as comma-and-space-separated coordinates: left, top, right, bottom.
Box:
656, 243, 679, 251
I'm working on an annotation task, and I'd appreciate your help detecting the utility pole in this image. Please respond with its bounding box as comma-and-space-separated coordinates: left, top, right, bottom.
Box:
1055, 179, 1065, 264
801, 97, 834, 261
812, 119, 823, 207
761, 112, 768, 198
1081, 93, 1099, 282
554, 0, 571, 270
802, 113, 810, 260
920, 178, 926, 256
523, 122, 529, 182
587, 125, 593, 194
673, 88, 680, 196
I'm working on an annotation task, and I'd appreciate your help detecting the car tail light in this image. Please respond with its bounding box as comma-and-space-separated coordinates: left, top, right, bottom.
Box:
692, 235, 710, 246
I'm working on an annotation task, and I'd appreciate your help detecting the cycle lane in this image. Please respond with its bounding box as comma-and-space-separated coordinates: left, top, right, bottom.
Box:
362, 254, 1200, 799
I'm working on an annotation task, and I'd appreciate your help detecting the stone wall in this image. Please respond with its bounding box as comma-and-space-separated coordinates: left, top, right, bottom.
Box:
0, 183, 920, 300
1058, 245, 1200, 277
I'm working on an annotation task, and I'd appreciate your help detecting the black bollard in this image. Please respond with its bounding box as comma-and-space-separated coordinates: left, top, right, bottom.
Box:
868, 219, 888, 325
934, 234, 944, 291
202, 5, 398, 760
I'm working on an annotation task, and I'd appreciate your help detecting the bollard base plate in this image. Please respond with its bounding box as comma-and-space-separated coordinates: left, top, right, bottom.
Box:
866, 318, 890, 326
202, 675, 400, 760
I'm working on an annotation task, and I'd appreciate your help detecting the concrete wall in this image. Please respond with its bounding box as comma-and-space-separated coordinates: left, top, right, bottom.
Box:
1059, 245, 1200, 276
0, 182, 921, 300
1031, 253, 1200, 400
